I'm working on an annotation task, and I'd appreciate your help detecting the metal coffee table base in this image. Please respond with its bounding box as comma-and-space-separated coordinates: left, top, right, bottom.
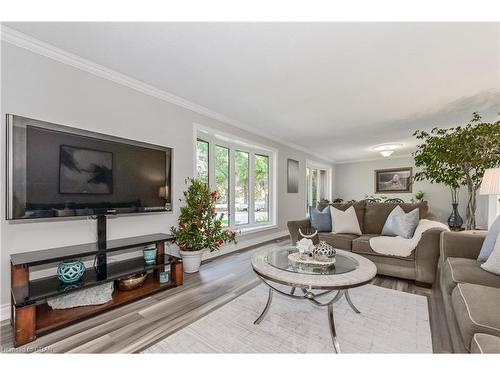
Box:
253, 279, 361, 354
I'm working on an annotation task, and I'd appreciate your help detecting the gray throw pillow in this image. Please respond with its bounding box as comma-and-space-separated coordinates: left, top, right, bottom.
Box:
478, 215, 500, 262
381, 206, 419, 239
309, 206, 332, 232
481, 231, 500, 275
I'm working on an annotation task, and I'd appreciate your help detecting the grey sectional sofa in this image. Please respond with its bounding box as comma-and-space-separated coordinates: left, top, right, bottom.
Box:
287, 201, 446, 286
440, 231, 500, 353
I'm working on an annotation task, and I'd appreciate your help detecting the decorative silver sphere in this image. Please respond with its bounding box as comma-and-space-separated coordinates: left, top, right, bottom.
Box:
311, 241, 336, 262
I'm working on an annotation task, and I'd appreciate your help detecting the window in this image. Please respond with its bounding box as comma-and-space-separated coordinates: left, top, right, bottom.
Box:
306, 164, 331, 212
196, 139, 209, 185
319, 170, 327, 200
311, 169, 318, 207
235, 151, 249, 225
215, 146, 230, 226
255, 154, 269, 223
196, 129, 275, 230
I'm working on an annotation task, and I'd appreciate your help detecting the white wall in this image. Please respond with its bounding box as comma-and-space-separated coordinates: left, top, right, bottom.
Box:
0, 42, 334, 310
333, 156, 488, 228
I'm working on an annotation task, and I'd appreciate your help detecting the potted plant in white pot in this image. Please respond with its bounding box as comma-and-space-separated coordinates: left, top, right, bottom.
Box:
171, 178, 237, 273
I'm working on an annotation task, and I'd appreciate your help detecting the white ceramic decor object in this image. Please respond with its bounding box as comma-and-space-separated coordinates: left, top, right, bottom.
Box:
296, 237, 315, 256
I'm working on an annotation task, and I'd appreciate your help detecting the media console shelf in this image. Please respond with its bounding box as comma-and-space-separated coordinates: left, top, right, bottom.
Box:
10, 233, 182, 347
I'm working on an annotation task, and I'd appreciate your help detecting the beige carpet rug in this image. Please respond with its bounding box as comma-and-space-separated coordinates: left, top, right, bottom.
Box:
144, 283, 432, 353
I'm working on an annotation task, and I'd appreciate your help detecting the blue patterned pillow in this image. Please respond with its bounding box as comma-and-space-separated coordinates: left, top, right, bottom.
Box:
309, 206, 332, 232
478, 215, 500, 262
381, 206, 419, 239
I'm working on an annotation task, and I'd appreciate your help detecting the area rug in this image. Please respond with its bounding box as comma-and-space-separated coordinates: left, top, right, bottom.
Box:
143, 283, 432, 353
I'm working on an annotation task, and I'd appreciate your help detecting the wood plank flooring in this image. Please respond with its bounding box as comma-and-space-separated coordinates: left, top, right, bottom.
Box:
0, 239, 452, 353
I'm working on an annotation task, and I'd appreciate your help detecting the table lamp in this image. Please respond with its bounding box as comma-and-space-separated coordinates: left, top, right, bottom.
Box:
479, 168, 500, 229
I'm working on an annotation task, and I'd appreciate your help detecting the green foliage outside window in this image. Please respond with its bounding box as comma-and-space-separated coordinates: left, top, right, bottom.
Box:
196, 140, 209, 185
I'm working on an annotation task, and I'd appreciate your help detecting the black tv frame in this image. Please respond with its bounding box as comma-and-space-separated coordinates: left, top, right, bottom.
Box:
5, 114, 173, 221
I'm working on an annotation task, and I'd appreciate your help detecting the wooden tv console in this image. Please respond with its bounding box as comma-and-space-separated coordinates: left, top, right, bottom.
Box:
10, 233, 182, 347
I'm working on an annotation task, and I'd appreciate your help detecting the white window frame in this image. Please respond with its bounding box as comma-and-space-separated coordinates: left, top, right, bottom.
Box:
194, 124, 277, 231
306, 160, 333, 214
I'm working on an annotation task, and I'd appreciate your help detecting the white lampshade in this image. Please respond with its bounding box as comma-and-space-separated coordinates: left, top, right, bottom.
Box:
480, 168, 500, 195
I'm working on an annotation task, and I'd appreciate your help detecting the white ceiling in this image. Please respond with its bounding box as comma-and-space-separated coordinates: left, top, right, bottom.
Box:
4, 22, 500, 162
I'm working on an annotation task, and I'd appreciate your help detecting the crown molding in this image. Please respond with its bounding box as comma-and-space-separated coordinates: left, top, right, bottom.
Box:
0, 25, 335, 163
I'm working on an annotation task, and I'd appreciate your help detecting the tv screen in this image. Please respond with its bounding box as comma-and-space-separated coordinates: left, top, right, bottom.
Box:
6, 114, 172, 220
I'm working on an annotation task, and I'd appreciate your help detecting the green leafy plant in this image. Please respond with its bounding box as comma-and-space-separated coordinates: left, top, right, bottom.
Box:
170, 178, 237, 252
318, 198, 331, 205
413, 113, 500, 229
415, 191, 425, 201
332, 198, 344, 204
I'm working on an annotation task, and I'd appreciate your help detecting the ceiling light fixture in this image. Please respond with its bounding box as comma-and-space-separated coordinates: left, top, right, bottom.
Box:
379, 150, 394, 157
372, 143, 403, 158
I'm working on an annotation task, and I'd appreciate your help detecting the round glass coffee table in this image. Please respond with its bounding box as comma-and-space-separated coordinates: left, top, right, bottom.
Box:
251, 247, 377, 353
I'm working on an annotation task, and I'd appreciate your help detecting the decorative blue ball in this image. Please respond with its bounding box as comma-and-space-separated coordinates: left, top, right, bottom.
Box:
57, 259, 86, 284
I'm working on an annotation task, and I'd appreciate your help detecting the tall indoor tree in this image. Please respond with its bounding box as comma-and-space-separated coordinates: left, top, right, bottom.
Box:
412, 129, 463, 229
413, 112, 500, 230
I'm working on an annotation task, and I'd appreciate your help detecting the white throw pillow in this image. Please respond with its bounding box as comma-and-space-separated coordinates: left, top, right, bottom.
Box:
481, 231, 500, 276
330, 206, 362, 235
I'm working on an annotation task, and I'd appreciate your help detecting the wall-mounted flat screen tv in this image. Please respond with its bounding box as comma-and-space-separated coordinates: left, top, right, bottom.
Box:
6, 114, 172, 220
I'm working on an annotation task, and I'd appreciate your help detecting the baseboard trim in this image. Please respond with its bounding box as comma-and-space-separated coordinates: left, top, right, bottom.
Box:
202, 230, 289, 261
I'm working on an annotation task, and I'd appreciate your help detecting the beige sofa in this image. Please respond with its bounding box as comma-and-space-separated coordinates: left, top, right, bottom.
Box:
440, 231, 500, 353
287, 201, 445, 286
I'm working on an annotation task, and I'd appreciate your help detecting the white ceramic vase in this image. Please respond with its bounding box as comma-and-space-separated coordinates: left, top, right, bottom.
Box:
179, 249, 205, 273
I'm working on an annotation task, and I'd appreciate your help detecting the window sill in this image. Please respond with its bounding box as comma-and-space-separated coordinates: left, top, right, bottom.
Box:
237, 224, 279, 236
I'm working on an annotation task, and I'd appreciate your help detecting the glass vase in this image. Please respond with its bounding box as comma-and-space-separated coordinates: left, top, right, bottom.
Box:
447, 203, 463, 231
